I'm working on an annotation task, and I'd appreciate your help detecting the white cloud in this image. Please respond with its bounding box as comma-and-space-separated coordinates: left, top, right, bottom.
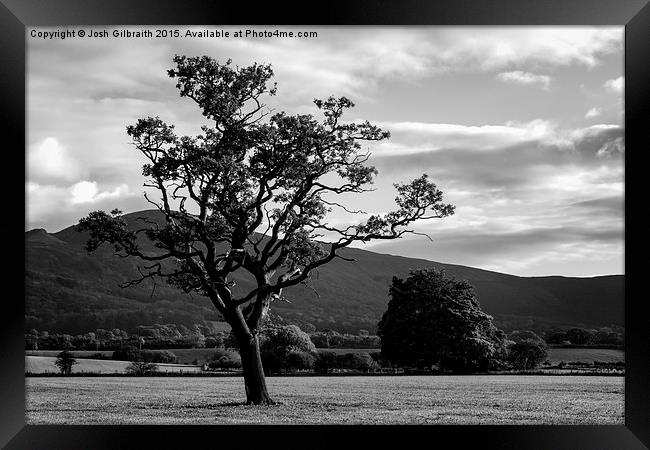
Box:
70, 181, 132, 204
27, 180, 141, 230
569, 123, 620, 140
26, 27, 624, 276
496, 71, 551, 90
434, 27, 621, 71
27, 182, 72, 227
369, 119, 624, 159
603, 76, 624, 93
585, 107, 602, 119
28, 137, 81, 183
370, 119, 562, 155
30, 26, 620, 108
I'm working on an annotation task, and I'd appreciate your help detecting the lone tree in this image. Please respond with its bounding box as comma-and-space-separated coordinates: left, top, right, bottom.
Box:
77, 55, 454, 404
55, 350, 78, 375
126, 360, 159, 376
377, 269, 506, 372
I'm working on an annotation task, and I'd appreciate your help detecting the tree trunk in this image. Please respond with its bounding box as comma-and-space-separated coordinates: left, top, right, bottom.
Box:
239, 334, 274, 405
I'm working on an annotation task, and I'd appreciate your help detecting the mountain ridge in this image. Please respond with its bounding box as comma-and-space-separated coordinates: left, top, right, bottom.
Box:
25, 210, 624, 334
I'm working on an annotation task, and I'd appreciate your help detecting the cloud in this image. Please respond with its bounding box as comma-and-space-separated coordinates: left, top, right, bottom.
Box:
603, 76, 624, 93
26, 26, 624, 276
569, 124, 624, 157
596, 137, 625, 158
30, 27, 621, 110
70, 181, 132, 204
496, 71, 551, 90
28, 137, 82, 183
585, 107, 602, 119
358, 206, 623, 277
27, 181, 146, 231
369, 120, 624, 162
370, 119, 560, 156
432, 27, 621, 71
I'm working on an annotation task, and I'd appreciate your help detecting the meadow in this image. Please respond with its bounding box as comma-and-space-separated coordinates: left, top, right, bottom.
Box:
26, 347, 625, 365
25, 356, 202, 374
546, 348, 624, 364
25, 375, 623, 425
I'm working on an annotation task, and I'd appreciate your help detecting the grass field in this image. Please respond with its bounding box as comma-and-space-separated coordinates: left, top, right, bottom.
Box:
26, 350, 114, 357
25, 356, 202, 374
25, 375, 623, 425
546, 348, 624, 364
155, 347, 625, 365
26, 347, 625, 365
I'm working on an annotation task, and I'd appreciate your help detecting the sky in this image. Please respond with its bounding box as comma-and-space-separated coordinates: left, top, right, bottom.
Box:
26, 26, 624, 277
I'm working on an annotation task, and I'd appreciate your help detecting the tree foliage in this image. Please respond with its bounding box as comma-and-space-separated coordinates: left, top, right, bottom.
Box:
76, 55, 454, 404
54, 350, 78, 375
126, 360, 159, 376
507, 339, 549, 370
259, 324, 315, 375
314, 350, 338, 374
508, 330, 545, 345
377, 269, 506, 372
208, 349, 242, 370
77, 55, 454, 330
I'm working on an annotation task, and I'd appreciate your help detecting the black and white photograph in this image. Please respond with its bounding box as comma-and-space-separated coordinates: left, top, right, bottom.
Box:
24, 25, 626, 425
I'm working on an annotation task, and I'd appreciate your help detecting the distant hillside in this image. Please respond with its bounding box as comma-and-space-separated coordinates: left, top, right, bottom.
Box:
25, 210, 624, 334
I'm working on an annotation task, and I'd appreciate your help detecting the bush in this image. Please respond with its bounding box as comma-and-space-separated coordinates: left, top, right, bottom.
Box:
208, 349, 242, 370
112, 346, 141, 362
337, 353, 378, 372
259, 324, 316, 375
55, 350, 78, 375
508, 330, 545, 344
112, 348, 177, 363
286, 351, 316, 371
142, 350, 177, 364
314, 351, 338, 374
507, 339, 549, 370
565, 328, 594, 346
126, 360, 158, 375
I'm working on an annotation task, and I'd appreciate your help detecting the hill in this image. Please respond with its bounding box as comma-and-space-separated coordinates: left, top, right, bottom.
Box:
25, 210, 624, 334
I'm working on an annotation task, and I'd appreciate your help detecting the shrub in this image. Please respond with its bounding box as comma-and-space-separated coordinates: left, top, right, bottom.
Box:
314, 351, 338, 374
337, 352, 378, 372
112, 346, 141, 362
126, 360, 158, 375
286, 351, 316, 371
208, 349, 242, 370
507, 339, 549, 370
55, 350, 78, 375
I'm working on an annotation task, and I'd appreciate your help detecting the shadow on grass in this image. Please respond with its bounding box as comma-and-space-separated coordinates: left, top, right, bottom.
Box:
181, 400, 287, 408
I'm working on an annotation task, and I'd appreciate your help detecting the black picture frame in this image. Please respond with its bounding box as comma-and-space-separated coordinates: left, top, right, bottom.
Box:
2, 1, 648, 448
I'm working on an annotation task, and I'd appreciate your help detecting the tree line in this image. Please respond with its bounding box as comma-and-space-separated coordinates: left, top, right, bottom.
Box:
24, 324, 384, 352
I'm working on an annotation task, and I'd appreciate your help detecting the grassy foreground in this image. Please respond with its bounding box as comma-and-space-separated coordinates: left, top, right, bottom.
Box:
25, 375, 623, 425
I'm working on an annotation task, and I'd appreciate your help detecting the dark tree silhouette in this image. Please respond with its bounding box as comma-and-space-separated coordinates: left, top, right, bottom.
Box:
55, 350, 78, 375
77, 55, 454, 404
126, 360, 158, 376
377, 269, 506, 372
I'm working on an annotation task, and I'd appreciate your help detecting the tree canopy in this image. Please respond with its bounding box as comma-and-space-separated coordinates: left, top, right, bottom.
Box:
377, 269, 506, 372
55, 350, 78, 375
259, 324, 316, 375
77, 55, 454, 404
